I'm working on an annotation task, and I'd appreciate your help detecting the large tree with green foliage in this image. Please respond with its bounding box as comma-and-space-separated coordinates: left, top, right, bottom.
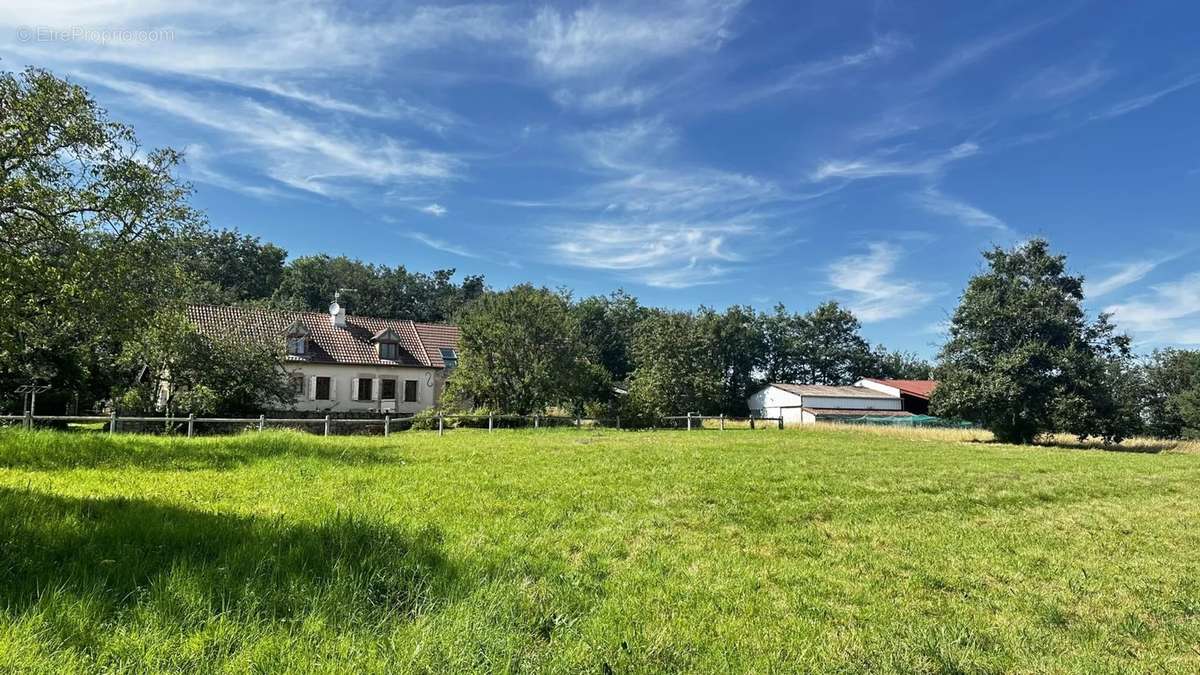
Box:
873, 348, 934, 380
179, 227, 286, 304
572, 289, 647, 384
445, 285, 605, 414
760, 301, 877, 385
0, 68, 200, 383
702, 305, 766, 415
933, 239, 1133, 444
627, 310, 724, 419
119, 311, 293, 416
1139, 349, 1200, 438
272, 254, 484, 322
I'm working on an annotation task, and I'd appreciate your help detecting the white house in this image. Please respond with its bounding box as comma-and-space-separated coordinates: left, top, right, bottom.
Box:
186, 302, 459, 414
746, 383, 910, 425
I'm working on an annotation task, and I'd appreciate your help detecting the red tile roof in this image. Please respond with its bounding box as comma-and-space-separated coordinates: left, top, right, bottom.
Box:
863, 379, 938, 399
186, 304, 459, 369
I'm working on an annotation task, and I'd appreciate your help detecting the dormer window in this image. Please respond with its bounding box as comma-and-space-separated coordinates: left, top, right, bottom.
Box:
440, 347, 458, 370
283, 321, 311, 356
287, 336, 307, 355
372, 327, 402, 361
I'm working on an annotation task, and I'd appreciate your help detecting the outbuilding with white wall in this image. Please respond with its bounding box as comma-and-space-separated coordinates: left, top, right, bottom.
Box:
746, 383, 909, 425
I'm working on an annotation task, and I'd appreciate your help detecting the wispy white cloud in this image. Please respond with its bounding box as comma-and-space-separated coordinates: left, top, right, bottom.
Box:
552, 85, 656, 110
827, 243, 936, 322
1084, 260, 1159, 298
239, 78, 459, 132
1091, 73, 1200, 120
528, 1, 745, 111
181, 143, 292, 200
915, 186, 1010, 234
404, 232, 481, 259
912, 11, 1069, 91
527, 1, 742, 78
541, 117, 808, 287
810, 142, 980, 182
85, 74, 460, 197
1012, 61, 1112, 101
730, 32, 911, 105
551, 221, 749, 288
1105, 272, 1200, 344
419, 203, 448, 217
0, 2, 514, 77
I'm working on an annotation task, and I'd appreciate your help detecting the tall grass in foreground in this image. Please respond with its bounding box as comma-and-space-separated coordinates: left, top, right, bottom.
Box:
1, 427, 1199, 672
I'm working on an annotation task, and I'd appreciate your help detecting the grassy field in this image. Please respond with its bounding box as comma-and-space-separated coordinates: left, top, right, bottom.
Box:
1, 427, 1199, 673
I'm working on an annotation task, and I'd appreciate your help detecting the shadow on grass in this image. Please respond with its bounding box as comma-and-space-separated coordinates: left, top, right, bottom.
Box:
0, 487, 456, 639
0, 429, 402, 471
957, 435, 1175, 454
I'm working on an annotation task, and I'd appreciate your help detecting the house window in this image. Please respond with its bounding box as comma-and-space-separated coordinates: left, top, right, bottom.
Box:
357, 377, 373, 401
379, 342, 399, 360
315, 376, 331, 400
381, 378, 397, 400
290, 374, 305, 396
287, 337, 307, 355
439, 347, 457, 370
404, 379, 418, 403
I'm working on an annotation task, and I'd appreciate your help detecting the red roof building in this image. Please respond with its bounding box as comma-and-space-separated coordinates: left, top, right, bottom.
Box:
856, 378, 939, 414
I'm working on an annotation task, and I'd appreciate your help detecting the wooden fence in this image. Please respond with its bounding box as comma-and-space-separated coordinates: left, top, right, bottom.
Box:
0, 411, 784, 436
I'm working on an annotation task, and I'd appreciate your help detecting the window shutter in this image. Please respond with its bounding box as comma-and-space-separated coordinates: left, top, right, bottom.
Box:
351, 378, 359, 400
372, 378, 381, 401
330, 378, 337, 400
308, 376, 317, 400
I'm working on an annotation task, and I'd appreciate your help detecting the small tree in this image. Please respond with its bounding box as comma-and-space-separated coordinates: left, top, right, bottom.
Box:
445, 285, 604, 414
120, 311, 293, 416
933, 239, 1133, 444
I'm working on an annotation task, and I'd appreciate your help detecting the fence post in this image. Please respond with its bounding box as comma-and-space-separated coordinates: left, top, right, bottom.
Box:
749, 414, 755, 430
616, 415, 621, 430
438, 413, 444, 436
720, 413, 725, 431
687, 413, 693, 431
258, 414, 265, 432
384, 415, 390, 437
324, 415, 331, 437
488, 413, 493, 432
778, 416, 784, 430
575, 415, 581, 429
187, 413, 195, 438
534, 414, 539, 429
109, 411, 118, 434
24, 410, 32, 430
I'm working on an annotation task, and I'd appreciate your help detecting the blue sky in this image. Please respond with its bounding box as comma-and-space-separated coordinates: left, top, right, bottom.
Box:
3, 1, 1199, 356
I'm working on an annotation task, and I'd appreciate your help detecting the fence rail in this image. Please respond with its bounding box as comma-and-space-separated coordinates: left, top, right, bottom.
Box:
0, 411, 785, 436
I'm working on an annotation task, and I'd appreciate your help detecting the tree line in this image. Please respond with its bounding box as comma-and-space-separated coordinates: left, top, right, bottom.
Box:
3, 67, 1199, 442
445, 286, 929, 421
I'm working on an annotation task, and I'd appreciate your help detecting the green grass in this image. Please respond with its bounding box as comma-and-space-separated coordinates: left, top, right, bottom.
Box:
1, 428, 1198, 673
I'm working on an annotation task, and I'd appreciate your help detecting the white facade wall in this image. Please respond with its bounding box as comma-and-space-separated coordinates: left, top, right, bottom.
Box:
855, 379, 902, 397
746, 386, 805, 419
800, 395, 901, 411
283, 362, 445, 413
